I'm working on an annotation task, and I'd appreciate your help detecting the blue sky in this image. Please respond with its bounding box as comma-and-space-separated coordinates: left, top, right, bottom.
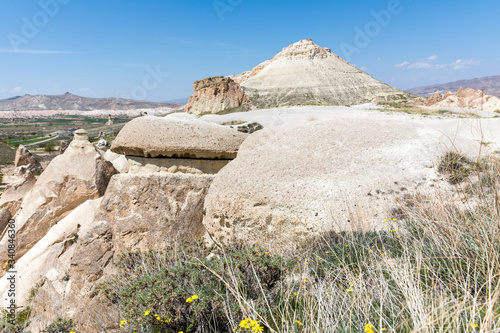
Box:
0, 0, 499, 102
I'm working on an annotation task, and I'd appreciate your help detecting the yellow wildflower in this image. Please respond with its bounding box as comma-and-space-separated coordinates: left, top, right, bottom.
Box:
347, 288, 353, 292
252, 324, 264, 332
326, 251, 329, 254
165, 318, 172, 323
295, 320, 303, 325
364, 323, 375, 333
469, 323, 478, 328
191, 295, 199, 300
240, 318, 251, 329
265, 252, 269, 254
349, 282, 354, 286
120, 320, 127, 326
382, 329, 386, 331
303, 279, 308, 283
186, 297, 193, 303
144, 310, 151, 316
345, 244, 348, 248
250, 319, 259, 327
293, 292, 297, 295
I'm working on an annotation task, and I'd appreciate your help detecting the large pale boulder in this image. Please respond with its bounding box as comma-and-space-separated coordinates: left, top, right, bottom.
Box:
4, 172, 213, 331
111, 114, 248, 159
203, 117, 487, 250
0, 130, 116, 271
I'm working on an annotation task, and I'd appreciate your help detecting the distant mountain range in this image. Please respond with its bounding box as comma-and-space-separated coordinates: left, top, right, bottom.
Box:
408, 75, 500, 98
0, 92, 182, 111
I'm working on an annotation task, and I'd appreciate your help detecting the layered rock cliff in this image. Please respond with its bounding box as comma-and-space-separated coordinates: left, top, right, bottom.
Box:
184, 76, 249, 114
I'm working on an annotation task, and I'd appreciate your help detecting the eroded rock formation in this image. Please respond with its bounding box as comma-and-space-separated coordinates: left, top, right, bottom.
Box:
111, 113, 247, 160
2, 173, 214, 331
202, 117, 483, 251
426, 87, 500, 111
185, 76, 249, 114
0, 129, 116, 271
186, 39, 411, 114
14, 144, 43, 175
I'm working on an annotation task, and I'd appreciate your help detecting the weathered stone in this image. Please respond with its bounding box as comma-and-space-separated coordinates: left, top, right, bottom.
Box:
0, 209, 11, 235
189, 40, 411, 111
203, 117, 484, 251
60, 140, 68, 154
185, 76, 249, 114
428, 87, 500, 111
427, 91, 444, 106
110, 114, 248, 159
105, 114, 114, 126
103, 149, 129, 173
127, 156, 230, 175
0, 171, 36, 216
0, 172, 214, 331
14, 144, 43, 174
0, 130, 116, 272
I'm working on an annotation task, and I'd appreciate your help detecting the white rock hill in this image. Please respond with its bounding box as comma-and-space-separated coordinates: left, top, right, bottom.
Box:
229, 39, 409, 108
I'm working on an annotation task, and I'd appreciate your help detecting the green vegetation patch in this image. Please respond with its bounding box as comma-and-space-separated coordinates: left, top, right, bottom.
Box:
0, 142, 15, 166
99, 241, 293, 333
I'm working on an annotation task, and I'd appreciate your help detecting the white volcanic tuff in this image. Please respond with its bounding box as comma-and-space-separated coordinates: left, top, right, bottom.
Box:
0, 132, 116, 272
110, 114, 248, 159
233, 39, 407, 107
202, 115, 495, 251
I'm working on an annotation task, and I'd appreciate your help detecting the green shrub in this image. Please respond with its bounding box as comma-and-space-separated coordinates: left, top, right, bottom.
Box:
43, 142, 56, 152
438, 151, 473, 184
42, 318, 77, 333
0, 307, 31, 333
99, 240, 293, 332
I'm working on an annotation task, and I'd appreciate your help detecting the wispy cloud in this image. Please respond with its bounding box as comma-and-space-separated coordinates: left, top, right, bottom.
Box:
394, 55, 447, 70
11, 86, 26, 94
394, 55, 481, 71
450, 59, 481, 70
0, 49, 78, 54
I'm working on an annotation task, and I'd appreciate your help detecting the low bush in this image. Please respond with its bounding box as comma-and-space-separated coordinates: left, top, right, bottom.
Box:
99, 240, 293, 332
42, 318, 77, 333
43, 142, 56, 152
